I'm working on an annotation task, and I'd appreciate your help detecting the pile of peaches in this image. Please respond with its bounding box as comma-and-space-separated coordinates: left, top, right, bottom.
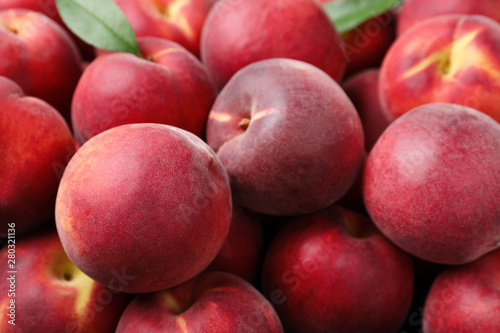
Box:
0, 0, 499, 332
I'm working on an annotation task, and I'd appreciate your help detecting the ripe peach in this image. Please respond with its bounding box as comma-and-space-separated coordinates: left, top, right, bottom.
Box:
397, 0, 500, 36
0, 0, 95, 60
71, 37, 216, 145
114, 0, 213, 57
116, 271, 283, 332
0, 228, 131, 332
423, 248, 500, 332
261, 206, 414, 333
379, 14, 500, 123
364, 103, 500, 264
206, 58, 364, 215
0, 77, 74, 235
200, 0, 346, 90
55, 123, 232, 293
0, 9, 82, 122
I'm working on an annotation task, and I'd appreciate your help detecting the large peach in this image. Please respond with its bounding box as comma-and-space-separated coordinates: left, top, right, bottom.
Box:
0, 0, 95, 60
261, 206, 414, 333
55, 123, 232, 293
200, 0, 346, 90
206, 58, 364, 216
0, 228, 131, 332
379, 14, 500, 123
423, 248, 500, 332
0, 77, 74, 236
363, 103, 500, 264
116, 271, 283, 332
0, 9, 82, 122
397, 0, 500, 36
114, 0, 213, 57
71, 37, 216, 145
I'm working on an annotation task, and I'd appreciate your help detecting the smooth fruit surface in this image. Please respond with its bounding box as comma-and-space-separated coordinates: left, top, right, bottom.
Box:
423, 248, 500, 333
207, 58, 364, 215
72, 37, 216, 144
364, 103, 500, 264
56, 123, 232, 293
0, 77, 74, 235
201, 0, 346, 89
116, 271, 284, 332
0, 228, 131, 333
380, 15, 500, 123
261, 206, 414, 333
0, 9, 82, 122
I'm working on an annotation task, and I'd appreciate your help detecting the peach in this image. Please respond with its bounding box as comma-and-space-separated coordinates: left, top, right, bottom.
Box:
200, 0, 346, 90
116, 271, 283, 332
0, 228, 131, 332
0, 0, 95, 60
0, 77, 74, 236
397, 0, 500, 36
114, 0, 213, 57
206, 58, 364, 215
379, 14, 500, 123
0, 9, 82, 122
55, 123, 232, 293
206, 205, 264, 282
363, 103, 500, 264
261, 206, 414, 333
423, 248, 500, 332
71, 37, 216, 145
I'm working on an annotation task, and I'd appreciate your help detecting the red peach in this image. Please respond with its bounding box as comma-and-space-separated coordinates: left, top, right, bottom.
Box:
261, 206, 414, 333
397, 0, 500, 36
423, 248, 500, 332
114, 0, 213, 57
379, 14, 500, 123
0, 77, 74, 235
363, 103, 500, 264
0, 0, 95, 60
0, 9, 82, 122
200, 0, 346, 90
116, 271, 283, 332
0, 228, 131, 332
71, 37, 216, 145
206, 58, 364, 215
55, 123, 232, 293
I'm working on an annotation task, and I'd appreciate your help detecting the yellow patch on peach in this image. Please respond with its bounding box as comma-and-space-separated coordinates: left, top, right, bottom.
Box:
251, 108, 275, 122
402, 46, 452, 79
158, 0, 195, 40
176, 317, 188, 333
151, 47, 184, 60
401, 27, 500, 82
51, 252, 95, 318
166, 0, 190, 19
448, 30, 500, 82
163, 291, 184, 314
176, 15, 195, 41
209, 112, 234, 123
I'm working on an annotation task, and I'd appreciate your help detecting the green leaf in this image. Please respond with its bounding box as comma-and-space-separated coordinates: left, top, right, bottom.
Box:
56, 0, 141, 57
323, 0, 402, 34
